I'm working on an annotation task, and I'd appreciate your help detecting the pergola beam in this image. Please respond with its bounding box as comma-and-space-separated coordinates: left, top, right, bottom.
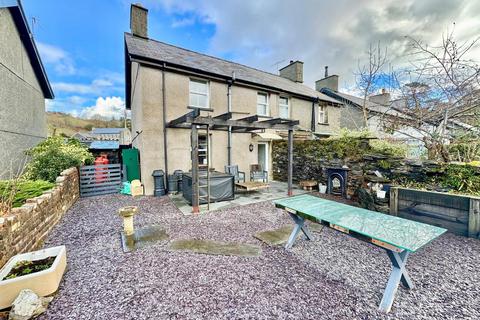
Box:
213, 112, 233, 120
237, 115, 258, 123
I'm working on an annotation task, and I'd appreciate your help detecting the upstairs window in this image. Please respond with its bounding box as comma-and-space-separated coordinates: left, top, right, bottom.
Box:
189, 79, 209, 108
257, 92, 269, 116
279, 97, 289, 118
318, 105, 328, 124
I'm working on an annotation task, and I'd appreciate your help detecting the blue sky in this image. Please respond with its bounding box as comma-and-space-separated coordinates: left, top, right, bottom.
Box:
23, 0, 215, 118
21, 0, 480, 119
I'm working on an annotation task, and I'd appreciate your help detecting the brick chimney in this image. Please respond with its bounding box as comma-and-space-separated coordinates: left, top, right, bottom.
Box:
130, 3, 148, 38
369, 89, 391, 106
315, 66, 339, 92
279, 60, 303, 83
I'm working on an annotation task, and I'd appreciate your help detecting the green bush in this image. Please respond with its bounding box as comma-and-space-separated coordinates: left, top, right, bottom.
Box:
0, 180, 55, 208
441, 164, 480, 196
370, 139, 408, 157
24, 137, 94, 182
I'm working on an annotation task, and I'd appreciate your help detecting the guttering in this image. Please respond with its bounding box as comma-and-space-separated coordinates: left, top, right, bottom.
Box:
226, 72, 235, 166
162, 62, 168, 180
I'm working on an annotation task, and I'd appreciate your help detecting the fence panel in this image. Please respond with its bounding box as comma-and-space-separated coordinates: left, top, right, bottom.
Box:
80, 164, 122, 197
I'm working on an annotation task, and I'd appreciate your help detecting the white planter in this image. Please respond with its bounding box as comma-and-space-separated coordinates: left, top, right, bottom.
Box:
376, 190, 386, 199
0, 245, 67, 309
319, 185, 327, 194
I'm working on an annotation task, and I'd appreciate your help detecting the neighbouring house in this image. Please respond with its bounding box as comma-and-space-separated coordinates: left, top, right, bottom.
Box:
0, 0, 54, 179
90, 127, 132, 145
124, 3, 343, 195
71, 132, 94, 147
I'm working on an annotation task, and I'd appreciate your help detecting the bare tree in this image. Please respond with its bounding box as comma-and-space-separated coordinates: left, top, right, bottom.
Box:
355, 42, 389, 127
388, 27, 480, 161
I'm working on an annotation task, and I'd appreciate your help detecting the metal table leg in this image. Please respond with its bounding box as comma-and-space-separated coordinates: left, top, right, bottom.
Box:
285, 211, 313, 249
379, 249, 413, 313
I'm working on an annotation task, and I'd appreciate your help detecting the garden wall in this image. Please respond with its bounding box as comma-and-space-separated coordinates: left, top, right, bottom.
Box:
0, 167, 79, 267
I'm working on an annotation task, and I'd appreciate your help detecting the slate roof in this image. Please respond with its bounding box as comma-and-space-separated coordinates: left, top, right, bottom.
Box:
91, 128, 125, 135
1, 0, 54, 98
89, 141, 120, 150
124, 33, 341, 108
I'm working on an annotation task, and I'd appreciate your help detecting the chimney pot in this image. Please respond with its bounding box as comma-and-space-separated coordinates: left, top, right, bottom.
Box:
130, 3, 148, 38
325, 66, 329, 78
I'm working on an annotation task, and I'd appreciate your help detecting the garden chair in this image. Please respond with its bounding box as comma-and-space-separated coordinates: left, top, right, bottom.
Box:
224, 165, 245, 183
250, 164, 268, 183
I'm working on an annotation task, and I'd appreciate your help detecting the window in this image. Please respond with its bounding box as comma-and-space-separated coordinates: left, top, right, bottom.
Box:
318, 105, 328, 124
189, 79, 209, 108
257, 92, 269, 116
279, 97, 289, 118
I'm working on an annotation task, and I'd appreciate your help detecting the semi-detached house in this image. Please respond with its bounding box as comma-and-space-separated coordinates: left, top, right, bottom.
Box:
124, 4, 342, 195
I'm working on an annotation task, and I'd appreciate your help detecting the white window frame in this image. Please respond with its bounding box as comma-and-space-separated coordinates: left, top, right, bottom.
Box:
318, 105, 328, 124
189, 78, 209, 109
279, 96, 290, 119
257, 92, 269, 116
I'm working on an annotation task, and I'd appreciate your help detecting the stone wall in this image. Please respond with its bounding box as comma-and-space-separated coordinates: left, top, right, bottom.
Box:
0, 168, 79, 267
272, 140, 443, 212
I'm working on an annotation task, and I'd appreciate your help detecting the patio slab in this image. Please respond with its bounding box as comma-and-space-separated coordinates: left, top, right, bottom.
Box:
170, 180, 308, 215
169, 239, 261, 257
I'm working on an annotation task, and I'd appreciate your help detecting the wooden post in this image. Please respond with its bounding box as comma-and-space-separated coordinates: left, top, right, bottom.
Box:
287, 129, 293, 196
468, 198, 480, 238
191, 125, 200, 213
389, 187, 399, 216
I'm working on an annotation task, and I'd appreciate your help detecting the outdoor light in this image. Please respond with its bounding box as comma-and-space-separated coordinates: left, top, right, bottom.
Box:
249, 143, 254, 152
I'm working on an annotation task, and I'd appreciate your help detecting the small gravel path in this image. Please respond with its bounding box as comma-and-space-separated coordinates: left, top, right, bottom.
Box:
39, 194, 480, 319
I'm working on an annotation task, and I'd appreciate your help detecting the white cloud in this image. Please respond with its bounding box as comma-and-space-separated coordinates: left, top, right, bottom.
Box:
80, 96, 126, 120
144, 0, 480, 89
37, 42, 76, 75
171, 17, 195, 28
52, 76, 123, 95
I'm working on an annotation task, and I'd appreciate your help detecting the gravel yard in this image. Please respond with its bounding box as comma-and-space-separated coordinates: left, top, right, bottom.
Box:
39, 194, 480, 319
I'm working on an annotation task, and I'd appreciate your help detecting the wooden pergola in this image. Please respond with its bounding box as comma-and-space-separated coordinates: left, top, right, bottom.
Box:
168, 107, 298, 212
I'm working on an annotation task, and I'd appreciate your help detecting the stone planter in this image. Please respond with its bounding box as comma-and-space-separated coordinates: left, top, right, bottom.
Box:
0, 245, 67, 309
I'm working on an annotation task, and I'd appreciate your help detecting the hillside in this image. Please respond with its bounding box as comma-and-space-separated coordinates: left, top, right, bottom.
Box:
46, 112, 127, 137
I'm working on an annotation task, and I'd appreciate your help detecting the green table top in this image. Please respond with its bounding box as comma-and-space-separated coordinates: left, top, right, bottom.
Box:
274, 194, 447, 253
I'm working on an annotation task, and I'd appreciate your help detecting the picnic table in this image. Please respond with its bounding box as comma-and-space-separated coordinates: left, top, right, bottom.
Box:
274, 194, 447, 313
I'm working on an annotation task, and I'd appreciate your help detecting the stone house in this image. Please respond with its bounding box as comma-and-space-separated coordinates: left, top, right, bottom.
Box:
124, 4, 343, 195
0, 0, 54, 179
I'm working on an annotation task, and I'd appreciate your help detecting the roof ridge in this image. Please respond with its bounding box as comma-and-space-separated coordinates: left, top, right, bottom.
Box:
125, 32, 315, 90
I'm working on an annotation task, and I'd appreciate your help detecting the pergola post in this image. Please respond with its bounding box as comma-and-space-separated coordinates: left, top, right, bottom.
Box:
191, 125, 200, 213
287, 129, 293, 196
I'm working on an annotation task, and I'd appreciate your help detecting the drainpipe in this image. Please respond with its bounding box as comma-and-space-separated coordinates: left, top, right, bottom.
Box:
162, 63, 169, 181
311, 98, 318, 132
227, 71, 235, 165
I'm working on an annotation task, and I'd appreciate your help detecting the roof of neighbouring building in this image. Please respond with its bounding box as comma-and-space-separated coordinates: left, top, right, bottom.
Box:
1, 0, 54, 99
89, 141, 120, 150
124, 33, 342, 109
91, 128, 125, 135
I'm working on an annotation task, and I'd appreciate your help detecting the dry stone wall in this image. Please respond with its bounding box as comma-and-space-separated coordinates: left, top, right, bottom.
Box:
0, 168, 79, 267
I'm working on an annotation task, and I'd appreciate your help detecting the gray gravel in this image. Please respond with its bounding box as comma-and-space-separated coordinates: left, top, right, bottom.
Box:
38, 194, 480, 319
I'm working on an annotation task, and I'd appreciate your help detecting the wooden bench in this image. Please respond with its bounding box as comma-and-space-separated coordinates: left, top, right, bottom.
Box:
274, 194, 447, 313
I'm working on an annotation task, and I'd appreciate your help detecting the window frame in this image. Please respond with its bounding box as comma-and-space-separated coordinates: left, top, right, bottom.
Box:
256, 92, 269, 116
278, 96, 290, 119
318, 105, 329, 124
189, 78, 210, 109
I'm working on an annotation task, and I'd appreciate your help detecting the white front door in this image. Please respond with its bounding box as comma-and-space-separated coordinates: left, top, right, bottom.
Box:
257, 142, 269, 172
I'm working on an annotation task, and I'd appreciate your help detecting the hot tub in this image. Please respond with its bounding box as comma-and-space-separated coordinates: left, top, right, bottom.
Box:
182, 171, 235, 204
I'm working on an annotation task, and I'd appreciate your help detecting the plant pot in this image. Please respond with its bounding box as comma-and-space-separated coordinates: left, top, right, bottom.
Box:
376, 190, 386, 199
0, 245, 67, 309
319, 185, 327, 194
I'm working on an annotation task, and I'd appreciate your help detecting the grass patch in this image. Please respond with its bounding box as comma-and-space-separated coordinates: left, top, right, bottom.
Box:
169, 239, 261, 257
0, 180, 54, 209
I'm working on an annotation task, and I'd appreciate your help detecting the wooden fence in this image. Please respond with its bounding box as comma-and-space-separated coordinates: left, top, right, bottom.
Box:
79, 164, 123, 197
390, 187, 480, 238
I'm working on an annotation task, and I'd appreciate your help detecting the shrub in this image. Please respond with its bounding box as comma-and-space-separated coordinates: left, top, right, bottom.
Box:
0, 179, 54, 211
24, 137, 94, 182
441, 164, 480, 196
370, 139, 408, 157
